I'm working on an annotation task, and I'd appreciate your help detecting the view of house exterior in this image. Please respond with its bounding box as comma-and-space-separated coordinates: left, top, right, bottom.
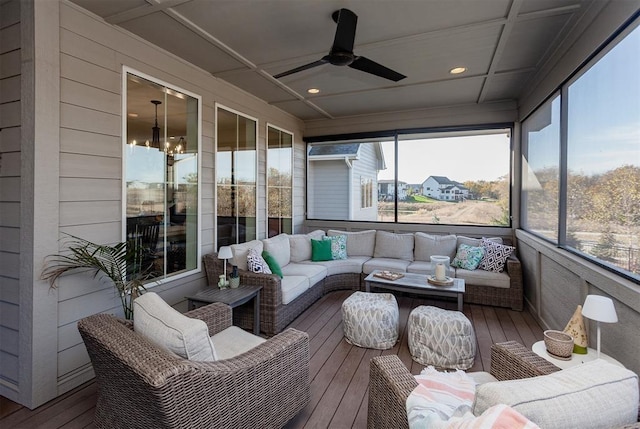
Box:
377, 180, 407, 201
308, 143, 385, 221
422, 176, 470, 201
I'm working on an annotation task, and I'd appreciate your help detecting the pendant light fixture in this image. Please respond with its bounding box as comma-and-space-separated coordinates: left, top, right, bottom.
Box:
151, 100, 162, 148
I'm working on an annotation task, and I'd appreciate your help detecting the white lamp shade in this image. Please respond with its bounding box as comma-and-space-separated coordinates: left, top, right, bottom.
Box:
581, 295, 618, 323
218, 246, 233, 260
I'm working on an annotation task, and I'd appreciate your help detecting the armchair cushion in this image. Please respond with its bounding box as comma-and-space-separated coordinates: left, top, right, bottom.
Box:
473, 359, 639, 429
211, 326, 266, 360
134, 292, 217, 361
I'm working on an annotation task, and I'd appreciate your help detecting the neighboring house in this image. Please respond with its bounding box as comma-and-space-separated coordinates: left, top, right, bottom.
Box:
378, 180, 408, 201
422, 176, 469, 201
308, 143, 386, 221
406, 184, 423, 195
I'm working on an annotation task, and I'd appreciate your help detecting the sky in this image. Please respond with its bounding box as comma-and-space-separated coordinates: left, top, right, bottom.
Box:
528, 24, 639, 176
377, 132, 511, 183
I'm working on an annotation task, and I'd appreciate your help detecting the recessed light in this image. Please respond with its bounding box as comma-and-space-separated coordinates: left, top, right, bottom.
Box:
307, 88, 320, 94
450, 67, 467, 75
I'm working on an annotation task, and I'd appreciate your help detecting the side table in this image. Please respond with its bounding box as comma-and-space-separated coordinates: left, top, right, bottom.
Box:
532, 340, 623, 369
186, 285, 262, 335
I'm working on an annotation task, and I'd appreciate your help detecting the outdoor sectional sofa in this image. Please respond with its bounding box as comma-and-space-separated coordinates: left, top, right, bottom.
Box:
204, 229, 523, 336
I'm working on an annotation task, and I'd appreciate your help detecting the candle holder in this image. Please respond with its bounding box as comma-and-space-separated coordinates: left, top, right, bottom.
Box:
430, 255, 451, 279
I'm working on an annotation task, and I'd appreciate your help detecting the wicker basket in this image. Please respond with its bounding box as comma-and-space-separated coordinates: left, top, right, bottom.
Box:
544, 330, 574, 358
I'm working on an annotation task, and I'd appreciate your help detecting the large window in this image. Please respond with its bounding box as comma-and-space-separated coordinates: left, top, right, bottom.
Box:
267, 125, 293, 237
216, 106, 257, 249
307, 128, 512, 226
124, 70, 200, 281
521, 94, 561, 242
521, 21, 639, 280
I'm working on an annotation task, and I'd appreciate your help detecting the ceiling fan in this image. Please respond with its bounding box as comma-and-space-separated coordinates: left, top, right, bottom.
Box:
273, 8, 406, 82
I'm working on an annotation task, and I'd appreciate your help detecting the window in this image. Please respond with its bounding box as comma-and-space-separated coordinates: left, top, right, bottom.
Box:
267, 125, 293, 237
361, 177, 373, 208
521, 21, 640, 281
566, 24, 640, 277
124, 70, 200, 281
216, 106, 257, 249
307, 128, 511, 226
521, 94, 560, 242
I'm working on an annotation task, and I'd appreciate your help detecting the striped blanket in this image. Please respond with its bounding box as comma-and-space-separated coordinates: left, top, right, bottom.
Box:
407, 366, 540, 429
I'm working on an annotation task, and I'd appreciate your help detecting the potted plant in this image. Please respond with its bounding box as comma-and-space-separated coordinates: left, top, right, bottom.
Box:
41, 234, 154, 319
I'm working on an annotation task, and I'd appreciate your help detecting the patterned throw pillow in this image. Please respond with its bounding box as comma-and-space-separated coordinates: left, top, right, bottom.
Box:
452, 244, 485, 270
479, 238, 515, 272
324, 235, 347, 260
247, 248, 272, 274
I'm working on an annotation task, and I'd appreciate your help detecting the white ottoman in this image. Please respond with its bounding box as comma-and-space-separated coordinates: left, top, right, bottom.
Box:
408, 306, 476, 369
341, 292, 399, 350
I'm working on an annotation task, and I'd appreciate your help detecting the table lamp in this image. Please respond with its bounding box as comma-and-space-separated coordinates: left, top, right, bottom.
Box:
217, 246, 233, 287
581, 295, 618, 358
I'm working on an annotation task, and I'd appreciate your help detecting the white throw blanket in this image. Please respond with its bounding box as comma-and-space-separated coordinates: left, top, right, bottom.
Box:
407, 366, 540, 429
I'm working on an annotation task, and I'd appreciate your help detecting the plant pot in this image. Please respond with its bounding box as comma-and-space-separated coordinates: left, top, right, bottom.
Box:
229, 277, 240, 289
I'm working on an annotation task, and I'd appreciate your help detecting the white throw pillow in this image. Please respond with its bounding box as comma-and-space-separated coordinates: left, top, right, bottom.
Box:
133, 292, 217, 361
247, 248, 272, 274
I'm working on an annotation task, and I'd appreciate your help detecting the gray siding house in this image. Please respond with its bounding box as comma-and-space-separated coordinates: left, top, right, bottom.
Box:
308, 143, 385, 221
422, 176, 469, 201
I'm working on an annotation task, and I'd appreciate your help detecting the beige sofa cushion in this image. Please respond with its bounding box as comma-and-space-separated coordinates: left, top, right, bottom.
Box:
280, 275, 310, 305
281, 262, 328, 287
363, 257, 411, 274
313, 256, 370, 275
289, 230, 325, 262
134, 292, 217, 361
373, 230, 414, 261
455, 267, 510, 288
473, 360, 639, 428
262, 233, 291, 268
328, 229, 376, 257
210, 326, 265, 360
230, 240, 263, 271
457, 236, 502, 248
414, 233, 457, 261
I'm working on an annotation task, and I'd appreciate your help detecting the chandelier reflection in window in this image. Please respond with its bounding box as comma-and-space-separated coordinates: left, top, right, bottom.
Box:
144, 100, 186, 161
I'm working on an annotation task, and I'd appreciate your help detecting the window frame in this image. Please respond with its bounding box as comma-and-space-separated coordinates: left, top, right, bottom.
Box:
214, 103, 259, 248
266, 123, 294, 237
520, 17, 640, 283
121, 66, 202, 284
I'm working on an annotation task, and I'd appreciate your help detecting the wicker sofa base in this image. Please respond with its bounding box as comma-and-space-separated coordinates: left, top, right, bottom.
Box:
205, 254, 362, 336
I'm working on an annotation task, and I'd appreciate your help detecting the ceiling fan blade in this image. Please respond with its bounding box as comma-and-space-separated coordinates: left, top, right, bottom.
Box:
331, 8, 357, 53
349, 56, 406, 82
273, 58, 329, 79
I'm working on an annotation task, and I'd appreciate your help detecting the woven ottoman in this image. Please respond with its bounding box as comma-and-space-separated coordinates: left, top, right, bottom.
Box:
342, 292, 399, 349
408, 306, 476, 369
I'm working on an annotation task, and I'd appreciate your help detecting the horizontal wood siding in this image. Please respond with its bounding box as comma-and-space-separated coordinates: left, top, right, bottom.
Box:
52, 0, 305, 395
0, 0, 21, 388
308, 160, 349, 220
352, 144, 379, 221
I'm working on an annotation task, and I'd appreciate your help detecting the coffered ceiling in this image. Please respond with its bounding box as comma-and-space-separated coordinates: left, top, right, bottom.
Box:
70, 0, 600, 121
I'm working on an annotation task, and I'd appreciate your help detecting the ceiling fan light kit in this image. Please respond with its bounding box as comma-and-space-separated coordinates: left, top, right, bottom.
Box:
274, 8, 406, 82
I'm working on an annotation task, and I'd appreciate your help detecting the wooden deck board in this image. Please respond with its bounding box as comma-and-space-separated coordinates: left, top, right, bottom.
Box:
2, 292, 542, 429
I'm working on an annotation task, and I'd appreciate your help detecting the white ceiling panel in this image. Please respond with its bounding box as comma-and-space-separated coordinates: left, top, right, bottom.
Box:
70, 0, 599, 121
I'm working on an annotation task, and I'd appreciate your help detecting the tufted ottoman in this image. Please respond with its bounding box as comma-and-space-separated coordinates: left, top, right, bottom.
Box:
341, 292, 399, 349
408, 306, 476, 369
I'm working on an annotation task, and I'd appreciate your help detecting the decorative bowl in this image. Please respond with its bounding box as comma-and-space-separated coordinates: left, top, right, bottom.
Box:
543, 330, 574, 359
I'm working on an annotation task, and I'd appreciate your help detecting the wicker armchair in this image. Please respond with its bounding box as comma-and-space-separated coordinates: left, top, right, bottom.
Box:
78, 302, 310, 429
368, 341, 640, 429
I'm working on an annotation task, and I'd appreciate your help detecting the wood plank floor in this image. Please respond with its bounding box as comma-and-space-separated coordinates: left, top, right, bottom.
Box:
1, 291, 543, 428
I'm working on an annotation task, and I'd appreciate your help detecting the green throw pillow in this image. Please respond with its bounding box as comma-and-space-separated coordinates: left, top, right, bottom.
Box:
311, 238, 332, 261
262, 250, 283, 278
